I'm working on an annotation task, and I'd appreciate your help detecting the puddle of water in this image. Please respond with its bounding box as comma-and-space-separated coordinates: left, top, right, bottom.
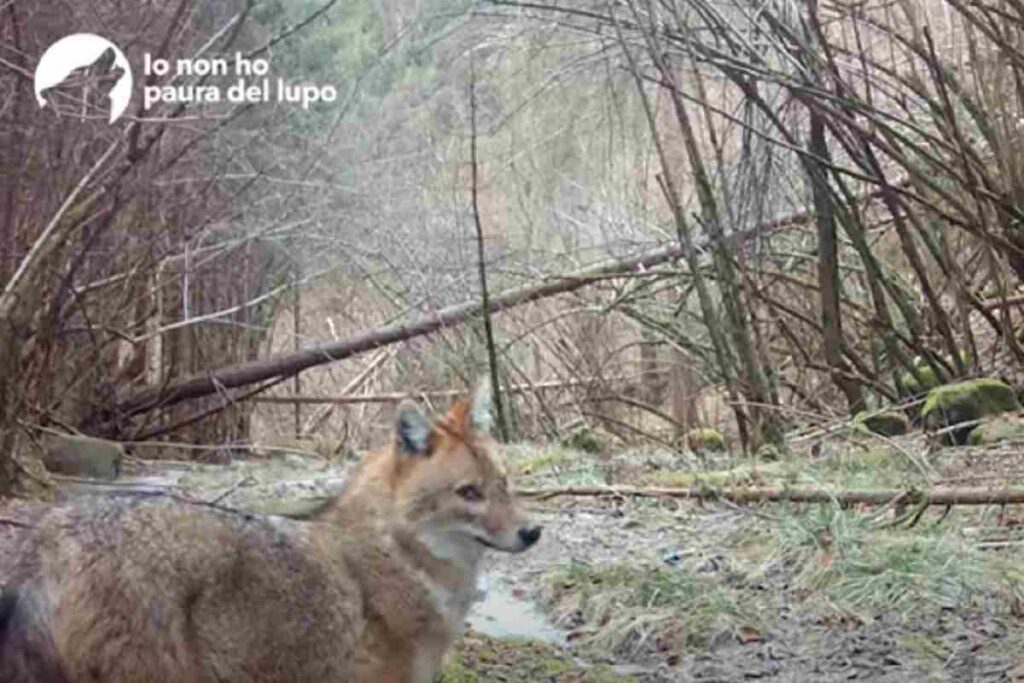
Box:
467, 574, 565, 645
467, 576, 670, 679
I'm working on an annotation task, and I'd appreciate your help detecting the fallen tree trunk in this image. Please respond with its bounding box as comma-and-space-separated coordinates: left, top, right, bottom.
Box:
113, 244, 686, 419
249, 374, 662, 405
517, 484, 1024, 506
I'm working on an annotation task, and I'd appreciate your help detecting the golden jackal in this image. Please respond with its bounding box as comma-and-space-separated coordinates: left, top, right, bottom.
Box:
0, 384, 540, 682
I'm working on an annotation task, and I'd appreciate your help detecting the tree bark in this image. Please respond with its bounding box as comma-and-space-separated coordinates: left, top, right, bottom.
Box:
808, 110, 864, 414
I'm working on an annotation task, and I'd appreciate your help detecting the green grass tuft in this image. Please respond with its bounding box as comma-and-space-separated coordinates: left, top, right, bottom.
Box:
437, 656, 479, 683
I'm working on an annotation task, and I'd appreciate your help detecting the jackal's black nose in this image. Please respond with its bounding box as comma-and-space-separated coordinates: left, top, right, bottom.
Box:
519, 526, 542, 547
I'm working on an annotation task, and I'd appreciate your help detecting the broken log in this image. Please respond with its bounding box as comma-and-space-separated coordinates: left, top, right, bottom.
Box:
517, 484, 1024, 506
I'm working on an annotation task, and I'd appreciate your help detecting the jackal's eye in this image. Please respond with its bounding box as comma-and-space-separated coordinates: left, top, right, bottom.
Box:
456, 484, 484, 501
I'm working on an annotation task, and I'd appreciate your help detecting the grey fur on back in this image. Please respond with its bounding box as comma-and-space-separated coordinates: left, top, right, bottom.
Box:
0, 494, 365, 682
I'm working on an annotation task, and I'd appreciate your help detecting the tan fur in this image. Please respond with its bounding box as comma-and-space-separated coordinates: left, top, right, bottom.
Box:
0, 389, 539, 682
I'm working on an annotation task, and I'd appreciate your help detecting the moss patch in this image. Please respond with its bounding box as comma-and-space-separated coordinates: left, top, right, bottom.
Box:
755, 443, 785, 462
921, 378, 1019, 445
685, 428, 727, 453
443, 631, 634, 682
651, 460, 805, 488
437, 654, 479, 683
514, 449, 572, 476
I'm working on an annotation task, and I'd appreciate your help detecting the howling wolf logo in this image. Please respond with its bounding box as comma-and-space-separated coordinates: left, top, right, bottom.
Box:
34, 34, 133, 123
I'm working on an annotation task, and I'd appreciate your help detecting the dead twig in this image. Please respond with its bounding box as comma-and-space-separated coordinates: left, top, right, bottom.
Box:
0, 516, 35, 528
517, 484, 1024, 507
208, 476, 254, 505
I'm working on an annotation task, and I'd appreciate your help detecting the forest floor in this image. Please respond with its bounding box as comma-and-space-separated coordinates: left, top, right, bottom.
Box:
26, 429, 1024, 682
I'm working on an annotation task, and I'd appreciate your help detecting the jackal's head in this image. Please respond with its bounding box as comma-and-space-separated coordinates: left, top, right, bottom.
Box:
388, 383, 541, 557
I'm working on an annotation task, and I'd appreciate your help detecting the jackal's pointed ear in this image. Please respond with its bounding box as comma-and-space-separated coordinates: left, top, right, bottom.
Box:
396, 401, 430, 456
469, 378, 493, 434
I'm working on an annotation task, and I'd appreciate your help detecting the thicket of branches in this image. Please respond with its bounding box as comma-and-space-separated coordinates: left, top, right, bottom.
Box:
475, 0, 1024, 448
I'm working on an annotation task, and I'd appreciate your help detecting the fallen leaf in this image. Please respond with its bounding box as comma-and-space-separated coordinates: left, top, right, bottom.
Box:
738, 626, 763, 643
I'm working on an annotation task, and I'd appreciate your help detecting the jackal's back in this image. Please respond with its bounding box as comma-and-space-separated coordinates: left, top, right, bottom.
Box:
0, 494, 363, 682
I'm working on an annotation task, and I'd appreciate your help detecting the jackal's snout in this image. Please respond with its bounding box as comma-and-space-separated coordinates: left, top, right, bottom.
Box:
473, 519, 541, 553
472, 491, 541, 553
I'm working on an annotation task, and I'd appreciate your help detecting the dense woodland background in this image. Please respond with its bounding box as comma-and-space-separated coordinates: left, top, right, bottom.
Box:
3, 0, 1024, 495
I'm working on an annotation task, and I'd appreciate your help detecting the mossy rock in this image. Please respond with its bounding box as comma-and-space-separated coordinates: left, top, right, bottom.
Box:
854, 411, 910, 437
685, 428, 726, 453
41, 434, 123, 480
515, 449, 571, 475
922, 378, 1020, 445
967, 415, 1024, 446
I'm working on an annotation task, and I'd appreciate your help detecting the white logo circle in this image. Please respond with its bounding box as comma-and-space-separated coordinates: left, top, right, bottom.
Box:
34, 33, 133, 124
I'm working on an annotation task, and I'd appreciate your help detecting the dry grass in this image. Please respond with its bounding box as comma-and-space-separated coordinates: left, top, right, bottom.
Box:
541, 561, 771, 658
